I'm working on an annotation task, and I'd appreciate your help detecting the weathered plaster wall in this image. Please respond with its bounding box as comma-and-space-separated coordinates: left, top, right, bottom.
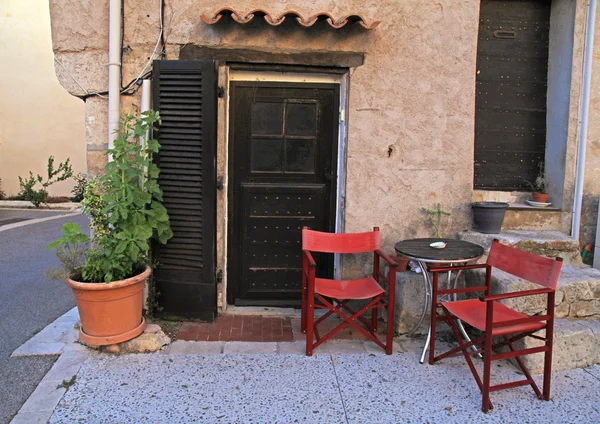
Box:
583, 3, 600, 253
49, 0, 481, 246
0, 0, 86, 197
47, 1, 592, 316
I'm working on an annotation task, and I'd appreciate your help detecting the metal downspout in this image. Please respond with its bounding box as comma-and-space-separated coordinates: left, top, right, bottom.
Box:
572, 0, 597, 240
107, 0, 122, 161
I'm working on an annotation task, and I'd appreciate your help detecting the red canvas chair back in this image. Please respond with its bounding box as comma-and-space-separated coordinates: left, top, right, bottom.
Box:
487, 240, 562, 289
302, 228, 380, 254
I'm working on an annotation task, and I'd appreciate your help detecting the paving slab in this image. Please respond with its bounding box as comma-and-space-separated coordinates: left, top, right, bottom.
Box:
12, 307, 80, 357
223, 341, 278, 354
335, 353, 600, 423
163, 341, 223, 354
585, 364, 600, 381
49, 354, 346, 424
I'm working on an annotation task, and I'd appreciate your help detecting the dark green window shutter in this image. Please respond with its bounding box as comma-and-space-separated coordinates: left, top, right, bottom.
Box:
152, 60, 217, 320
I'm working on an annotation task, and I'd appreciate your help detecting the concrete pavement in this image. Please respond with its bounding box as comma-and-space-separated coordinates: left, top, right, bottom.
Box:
0, 211, 88, 424
10, 307, 600, 424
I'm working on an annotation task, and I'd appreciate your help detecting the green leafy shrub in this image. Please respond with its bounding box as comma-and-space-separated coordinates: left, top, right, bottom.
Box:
45, 223, 89, 280
18, 156, 73, 207
71, 173, 88, 202
0, 178, 5, 200
48, 111, 173, 283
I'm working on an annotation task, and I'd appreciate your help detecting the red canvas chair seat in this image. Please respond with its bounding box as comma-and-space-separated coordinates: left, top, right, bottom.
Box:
315, 277, 385, 300
441, 299, 547, 336
302, 227, 397, 356
429, 240, 563, 412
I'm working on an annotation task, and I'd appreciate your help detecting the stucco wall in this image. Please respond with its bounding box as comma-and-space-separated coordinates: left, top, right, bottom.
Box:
0, 0, 86, 197
47, 0, 591, 253
49, 0, 483, 242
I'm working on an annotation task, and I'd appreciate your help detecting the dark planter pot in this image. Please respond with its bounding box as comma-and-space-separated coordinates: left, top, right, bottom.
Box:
471, 202, 509, 234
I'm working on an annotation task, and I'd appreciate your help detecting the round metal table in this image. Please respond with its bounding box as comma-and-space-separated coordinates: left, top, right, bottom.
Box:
394, 238, 484, 363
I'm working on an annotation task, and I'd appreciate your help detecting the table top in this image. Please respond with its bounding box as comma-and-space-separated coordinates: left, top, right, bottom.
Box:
394, 238, 484, 263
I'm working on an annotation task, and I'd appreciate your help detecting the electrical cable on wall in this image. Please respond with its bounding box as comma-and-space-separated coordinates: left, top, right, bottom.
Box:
54, 0, 165, 101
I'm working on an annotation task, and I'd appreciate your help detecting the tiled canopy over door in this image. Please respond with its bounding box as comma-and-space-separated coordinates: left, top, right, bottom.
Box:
152, 60, 217, 321
474, 0, 550, 190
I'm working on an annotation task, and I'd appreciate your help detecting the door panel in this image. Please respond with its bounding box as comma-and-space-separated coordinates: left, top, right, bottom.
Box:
474, 0, 550, 190
228, 82, 339, 306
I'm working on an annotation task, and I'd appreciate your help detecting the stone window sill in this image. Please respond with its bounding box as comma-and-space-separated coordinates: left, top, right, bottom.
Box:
507, 202, 562, 211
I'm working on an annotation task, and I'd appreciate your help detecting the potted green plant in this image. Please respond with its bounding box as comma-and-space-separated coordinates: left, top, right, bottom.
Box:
47, 111, 173, 346
526, 162, 550, 203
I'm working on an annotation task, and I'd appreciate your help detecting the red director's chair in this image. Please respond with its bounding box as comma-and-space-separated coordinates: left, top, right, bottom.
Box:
428, 240, 563, 412
301, 227, 397, 356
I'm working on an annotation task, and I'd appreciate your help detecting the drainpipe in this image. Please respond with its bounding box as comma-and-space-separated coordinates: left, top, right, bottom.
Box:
107, 0, 122, 161
572, 0, 597, 240
140, 79, 152, 148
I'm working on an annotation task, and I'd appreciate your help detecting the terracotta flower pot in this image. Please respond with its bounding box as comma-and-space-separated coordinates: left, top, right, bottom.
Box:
66, 266, 150, 346
532, 192, 549, 203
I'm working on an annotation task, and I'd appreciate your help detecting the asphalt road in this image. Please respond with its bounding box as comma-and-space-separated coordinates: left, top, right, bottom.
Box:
0, 211, 89, 424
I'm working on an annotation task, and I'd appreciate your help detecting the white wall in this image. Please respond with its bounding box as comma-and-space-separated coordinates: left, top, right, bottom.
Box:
0, 0, 86, 197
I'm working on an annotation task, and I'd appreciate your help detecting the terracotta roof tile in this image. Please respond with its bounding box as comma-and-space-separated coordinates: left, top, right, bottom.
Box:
200, 8, 380, 29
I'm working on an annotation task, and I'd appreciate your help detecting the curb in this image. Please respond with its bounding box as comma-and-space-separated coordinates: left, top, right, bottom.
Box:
9, 307, 90, 424
0, 201, 81, 210
0, 212, 82, 233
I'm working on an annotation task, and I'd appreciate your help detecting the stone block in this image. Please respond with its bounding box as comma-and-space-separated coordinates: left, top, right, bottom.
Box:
466, 264, 600, 319
53, 51, 109, 96
571, 300, 600, 317
457, 230, 582, 266
49, 0, 109, 51
87, 151, 108, 177
118, 331, 171, 353
164, 341, 223, 354
514, 319, 600, 374
144, 324, 162, 334
392, 271, 428, 335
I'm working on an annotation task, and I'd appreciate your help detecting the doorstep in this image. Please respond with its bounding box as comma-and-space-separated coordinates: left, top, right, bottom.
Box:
175, 315, 385, 343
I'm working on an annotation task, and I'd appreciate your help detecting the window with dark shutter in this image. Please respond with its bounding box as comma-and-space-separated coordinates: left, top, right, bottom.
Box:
152, 60, 217, 320
474, 0, 550, 190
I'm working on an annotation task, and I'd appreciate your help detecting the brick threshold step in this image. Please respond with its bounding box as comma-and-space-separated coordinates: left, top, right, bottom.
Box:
176, 315, 388, 343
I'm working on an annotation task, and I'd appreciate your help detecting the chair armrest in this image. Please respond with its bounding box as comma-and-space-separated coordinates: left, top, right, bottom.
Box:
303, 249, 317, 268
428, 263, 489, 273
479, 287, 553, 302
375, 250, 398, 267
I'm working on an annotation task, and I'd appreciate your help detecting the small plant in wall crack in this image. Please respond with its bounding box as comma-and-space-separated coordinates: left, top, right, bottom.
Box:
421, 203, 451, 238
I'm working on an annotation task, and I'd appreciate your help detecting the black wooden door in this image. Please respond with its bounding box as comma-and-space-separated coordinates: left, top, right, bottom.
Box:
152, 60, 217, 321
474, 0, 550, 190
228, 82, 339, 306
